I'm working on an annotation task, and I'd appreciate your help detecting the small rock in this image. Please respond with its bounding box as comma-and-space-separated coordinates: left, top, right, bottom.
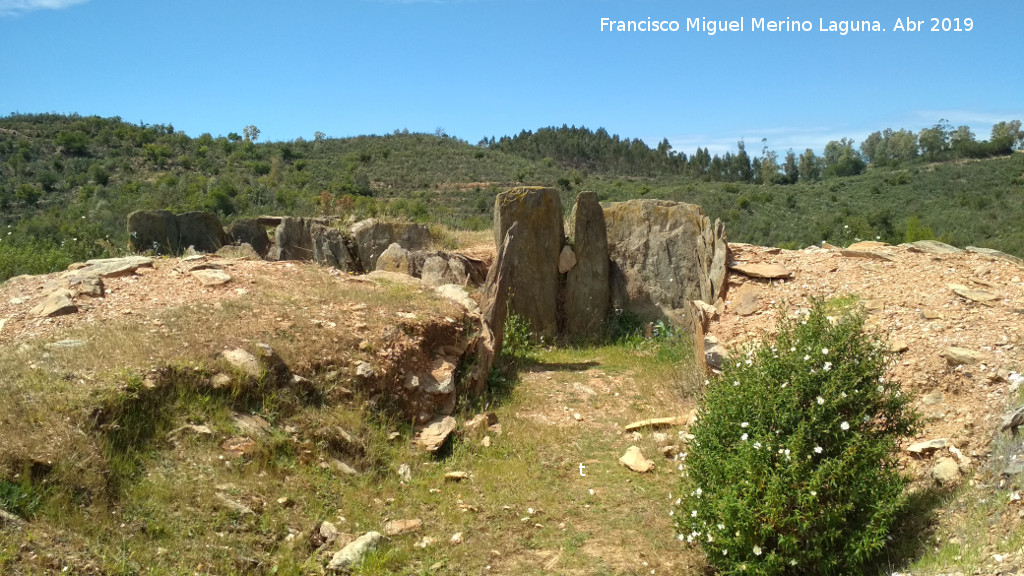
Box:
480, 436, 491, 447
355, 362, 374, 378
943, 347, 983, 366
397, 463, 412, 482
222, 348, 261, 378
320, 521, 340, 544
948, 283, 999, 303
327, 531, 383, 573
731, 284, 762, 316
416, 536, 436, 549
907, 438, 949, 455
414, 416, 458, 453
558, 245, 578, 274
215, 493, 254, 515
921, 390, 944, 406
444, 471, 469, 482
932, 457, 961, 486
190, 269, 232, 286
728, 262, 793, 279
889, 340, 909, 353
210, 373, 233, 389
30, 289, 77, 318
330, 459, 359, 476
465, 412, 498, 434
619, 446, 654, 473
450, 532, 464, 545
383, 518, 422, 536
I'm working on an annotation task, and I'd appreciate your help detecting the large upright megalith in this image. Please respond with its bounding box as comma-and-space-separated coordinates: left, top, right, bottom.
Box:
603, 199, 727, 322
565, 192, 609, 337
492, 187, 564, 339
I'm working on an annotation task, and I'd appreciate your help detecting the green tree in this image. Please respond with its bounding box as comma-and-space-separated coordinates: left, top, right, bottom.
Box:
782, 150, 798, 184
243, 125, 260, 143
990, 120, 1023, 151
918, 121, 951, 160
823, 138, 865, 177
860, 131, 883, 164
798, 148, 821, 182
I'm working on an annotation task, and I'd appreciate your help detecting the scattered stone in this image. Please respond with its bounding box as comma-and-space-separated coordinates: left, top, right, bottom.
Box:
210, 373, 232, 389
168, 424, 214, 439
383, 519, 423, 536
30, 289, 77, 318
704, 334, 724, 370
450, 532, 464, 545
731, 284, 762, 316
557, 245, 577, 274
444, 471, 469, 482
221, 437, 257, 456
921, 390, 944, 406
0, 508, 26, 530
416, 537, 437, 549
397, 463, 412, 482
889, 340, 909, 353
232, 413, 271, 436
330, 459, 359, 476
320, 521, 340, 544
355, 362, 374, 379
907, 438, 949, 455
215, 493, 254, 515
215, 243, 263, 261
67, 276, 104, 298
728, 262, 793, 279
931, 457, 961, 486
327, 531, 383, 573
222, 348, 261, 378
624, 416, 687, 432
921, 309, 943, 320
948, 283, 1000, 303
414, 416, 457, 453
904, 240, 963, 255
480, 436, 491, 447
619, 446, 654, 473
190, 269, 232, 286
966, 246, 1024, 268
435, 284, 480, 314
840, 250, 895, 262
277, 497, 294, 508
72, 256, 154, 279
1000, 405, 1024, 436
943, 347, 983, 366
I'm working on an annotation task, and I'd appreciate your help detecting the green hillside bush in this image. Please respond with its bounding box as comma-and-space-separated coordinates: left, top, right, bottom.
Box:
678, 300, 919, 575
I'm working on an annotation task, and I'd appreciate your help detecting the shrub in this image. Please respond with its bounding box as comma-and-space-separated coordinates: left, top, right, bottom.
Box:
678, 299, 918, 575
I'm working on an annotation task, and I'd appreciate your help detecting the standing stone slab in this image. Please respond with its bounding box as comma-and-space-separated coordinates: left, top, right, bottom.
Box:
270, 217, 318, 261
225, 218, 271, 257
311, 222, 360, 272
492, 187, 564, 338
350, 218, 431, 272
565, 191, 609, 337
176, 212, 228, 253
127, 210, 179, 254
604, 199, 727, 322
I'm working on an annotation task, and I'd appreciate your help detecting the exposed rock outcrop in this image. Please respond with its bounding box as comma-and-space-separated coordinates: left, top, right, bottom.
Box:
225, 219, 271, 257
127, 210, 229, 255
492, 187, 564, 338
350, 218, 431, 272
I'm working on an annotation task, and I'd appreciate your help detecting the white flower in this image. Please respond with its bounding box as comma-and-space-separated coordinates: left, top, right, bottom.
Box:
781, 382, 788, 389
790, 346, 796, 352
753, 545, 762, 556
717, 524, 725, 531
741, 433, 748, 441
816, 396, 825, 405
841, 421, 850, 431
695, 488, 702, 497
784, 449, 791, 460
804, 354, 811, 361
745, 358, 753, 366
790, 559, 798, 566
741, 422, 749, 428
810, 490, 817, 497
733, 381, 740, 387
814, 446, 823, 454
823, 362, 832, 371
722, 549, 728, 556
753, 442, 761, 450
840, 392, 847, 398
822, 347, 829, 355
691, 510, 698, 517
707, 534, 714, 542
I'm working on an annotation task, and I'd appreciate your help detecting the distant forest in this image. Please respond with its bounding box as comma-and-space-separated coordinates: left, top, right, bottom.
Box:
1, 112, 1023, 281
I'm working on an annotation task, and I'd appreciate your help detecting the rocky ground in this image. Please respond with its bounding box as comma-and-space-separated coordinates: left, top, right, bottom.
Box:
1, 238, 1024, 575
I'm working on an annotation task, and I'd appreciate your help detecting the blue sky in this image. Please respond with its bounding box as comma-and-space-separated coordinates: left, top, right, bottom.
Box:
1, 0, 1022, 156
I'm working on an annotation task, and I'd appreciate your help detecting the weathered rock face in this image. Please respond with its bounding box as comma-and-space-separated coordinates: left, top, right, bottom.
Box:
350, 218, 431, 272
376, 243, 416, 276
603, 199, 727, 322
176, 212, 228, 253
492, 187, 564, 338
269, 217, 318, 261
565, 192, 609, 337
311, 222, 360, 272
127, 210, 179, 254
225, 219, 271, 257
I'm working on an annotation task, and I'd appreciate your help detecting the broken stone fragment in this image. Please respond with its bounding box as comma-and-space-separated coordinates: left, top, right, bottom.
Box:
619, 446, 654, 473
414, 416, 457, 453
327, 531, 383, 573
31, 289, 77, 318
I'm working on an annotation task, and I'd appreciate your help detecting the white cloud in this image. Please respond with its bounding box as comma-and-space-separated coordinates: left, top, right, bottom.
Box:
0, 0, 89, 16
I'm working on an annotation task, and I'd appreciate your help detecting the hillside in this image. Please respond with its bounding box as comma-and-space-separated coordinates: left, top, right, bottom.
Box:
1, 229, 1023, 574
2, 114, 1023, 283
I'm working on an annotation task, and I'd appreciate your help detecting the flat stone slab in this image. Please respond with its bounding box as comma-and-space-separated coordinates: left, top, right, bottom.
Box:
904, 240, 963, 255
191, 269, 232, 286
67, 256, 154, 280
966, 246, 1024, 268
731, 284, 762, 316
847, 241, 889, 251
619, 446, 654, 473
840, 250, 895, 262
728, 262, 793, 279
907, 438, 949, 454
414, 416, 457, 453
948, 283, 999, 303
31, 289, 77, 318
943, 347, 983, 365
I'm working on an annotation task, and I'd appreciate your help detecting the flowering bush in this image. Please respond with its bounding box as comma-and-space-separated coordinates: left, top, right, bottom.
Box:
677, 299, 919, 575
